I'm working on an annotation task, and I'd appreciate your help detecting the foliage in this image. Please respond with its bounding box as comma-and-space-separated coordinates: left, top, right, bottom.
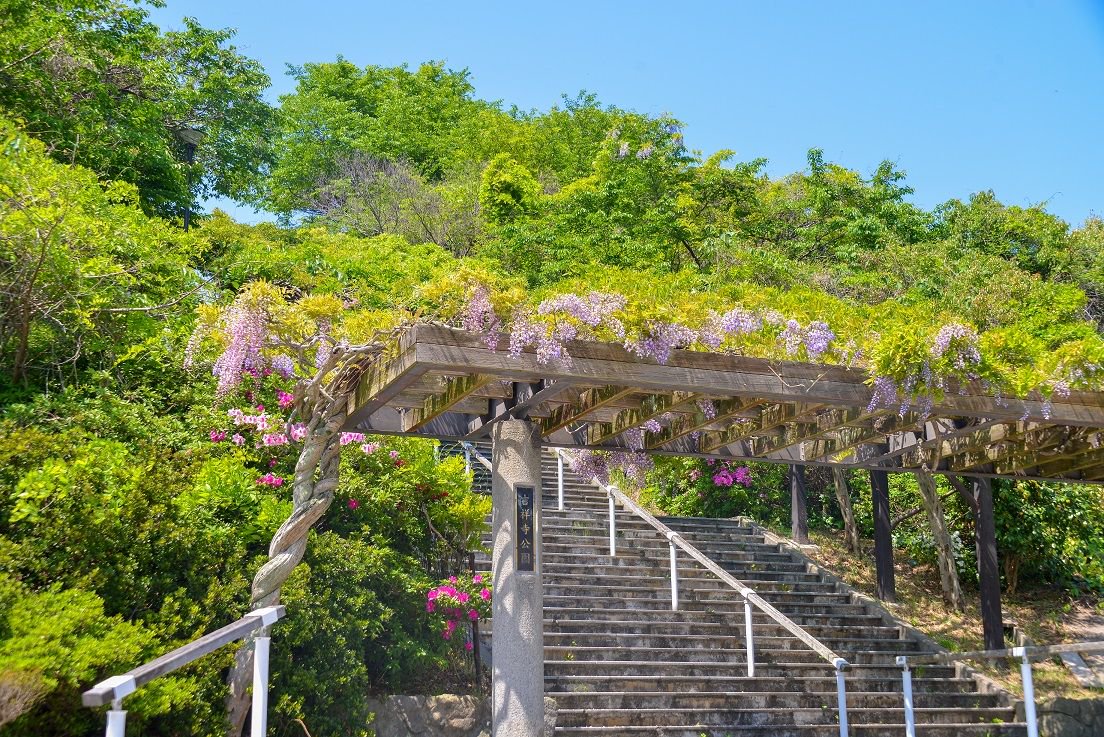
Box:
0, 118, 200, 387
0, 0, 274, 216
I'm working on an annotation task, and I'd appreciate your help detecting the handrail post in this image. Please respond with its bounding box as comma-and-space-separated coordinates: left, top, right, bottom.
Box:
607, 487, 616, 557
464, 445, 472, 475
1015, 647, 1039, 737
251, 634, 271, 737
557, 453, 564, 511
897, 656, 916, 737
744, 596, 755, 677
106, 702, 126, 737
834, 658, 849, 737
667, 533, 679, 612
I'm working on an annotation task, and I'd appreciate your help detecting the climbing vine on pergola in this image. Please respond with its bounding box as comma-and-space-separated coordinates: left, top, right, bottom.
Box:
189, 278, 1104, 734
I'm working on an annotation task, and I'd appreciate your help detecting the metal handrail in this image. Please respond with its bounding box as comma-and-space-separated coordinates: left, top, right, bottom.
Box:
83, 606, 285, 736
459, 440, 493, 472
896, 640, 1104, 737
554, 448, 851, 737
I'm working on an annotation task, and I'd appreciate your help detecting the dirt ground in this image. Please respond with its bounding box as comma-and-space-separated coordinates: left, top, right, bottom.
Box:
803, 528, 1104, 700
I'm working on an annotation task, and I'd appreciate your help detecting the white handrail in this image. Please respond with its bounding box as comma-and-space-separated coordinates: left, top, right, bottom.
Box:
555, 449, 850, 736
459, 441, 493, 472
83, 606, 285, 736
897, 640, 1104, 737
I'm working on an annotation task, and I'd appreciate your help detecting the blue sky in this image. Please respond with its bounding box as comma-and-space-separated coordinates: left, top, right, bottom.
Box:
150, 1, 1104, 227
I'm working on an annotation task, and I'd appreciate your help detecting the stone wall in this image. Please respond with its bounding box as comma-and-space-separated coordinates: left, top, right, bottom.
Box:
366, 695, 556, 737
1017, 697, 1104, 737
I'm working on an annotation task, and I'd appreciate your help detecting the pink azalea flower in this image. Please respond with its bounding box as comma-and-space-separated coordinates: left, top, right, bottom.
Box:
231, 434, 245, 446
209, 429, 227, 442
480, 588, 491, 600
360, 442, 380, 454
464, 641, 474, 652
458, 592, 470, 603
347, 498, 360, 510
468, 609, 479, 621
472, 574, 483, 584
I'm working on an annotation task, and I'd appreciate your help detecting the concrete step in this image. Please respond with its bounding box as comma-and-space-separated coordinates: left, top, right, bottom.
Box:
551, 722, 1026, 736
545, 622, 902, 642
544, 660, 961, 680
544, 674, 979, 694
543, 645, 917, 665
547, 690, 1006, 710
554, 705, 1019, 727
543, 633, 920, 654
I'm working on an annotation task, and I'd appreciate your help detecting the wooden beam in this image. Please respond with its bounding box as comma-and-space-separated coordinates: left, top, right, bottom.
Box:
344, 344, 427, 430
946, 423, 1066, 472
539, 385, 638, 436
404, 374, 496, 432
645, 396, 764, 449
748, 406, 890, 458
896, 421, 1030, 472
803, 412, 922, 463
1036, 445, 1104, 478
586, 391, 698, 445
408, 325, 1104, 427
699, 402, 812, 454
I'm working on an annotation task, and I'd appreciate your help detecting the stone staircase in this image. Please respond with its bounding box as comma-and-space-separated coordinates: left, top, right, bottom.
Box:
476, 446, 1026, 736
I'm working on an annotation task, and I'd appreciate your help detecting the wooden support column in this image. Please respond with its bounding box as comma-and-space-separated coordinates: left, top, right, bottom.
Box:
870, 467, 896, 602
974, 476, 1004, 652
790, 465, 809, 544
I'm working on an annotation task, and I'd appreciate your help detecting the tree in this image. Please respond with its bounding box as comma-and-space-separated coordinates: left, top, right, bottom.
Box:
268, 60, 497, 214
0, 1, 275, 217
0, 119, 198, 388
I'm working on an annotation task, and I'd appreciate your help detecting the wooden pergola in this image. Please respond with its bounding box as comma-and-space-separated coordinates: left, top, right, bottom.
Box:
343, 324, 1104, 651
345, 325, 1104, 482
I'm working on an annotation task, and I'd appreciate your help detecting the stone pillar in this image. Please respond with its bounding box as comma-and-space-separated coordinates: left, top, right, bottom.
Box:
790, 465, 809, 544
490, 420, 544, 737
870, 468, 896, 602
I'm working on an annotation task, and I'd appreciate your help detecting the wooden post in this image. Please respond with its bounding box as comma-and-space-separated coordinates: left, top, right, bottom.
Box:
974, 477, 1004, 652
790, 465, 809, 544
870, 468, 896, 602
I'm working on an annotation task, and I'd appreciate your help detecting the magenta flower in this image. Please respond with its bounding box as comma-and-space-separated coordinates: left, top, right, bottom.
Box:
468, 609, 479, 621
428, 589, 438, 600
480, 588, 491, 600
231, 433, 245, 446
276, 390, 295, 409
347, 498, 360, 510
472, 574, 483, 584
340, 432, 365, 446
210, 429, 228, 442
458, 592, 470, 603
713, 469, 735, 487
464, 641, 474, 652
360, 442, 380, 454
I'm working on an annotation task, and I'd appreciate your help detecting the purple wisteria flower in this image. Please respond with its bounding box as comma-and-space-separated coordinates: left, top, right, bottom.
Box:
462, 286, 502, 350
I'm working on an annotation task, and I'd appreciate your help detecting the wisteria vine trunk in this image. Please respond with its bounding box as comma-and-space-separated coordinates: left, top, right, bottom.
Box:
225, 409, 345, 735
219, 336, 378, 737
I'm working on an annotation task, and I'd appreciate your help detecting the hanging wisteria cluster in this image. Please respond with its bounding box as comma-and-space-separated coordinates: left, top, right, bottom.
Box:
457, 284, 1104, 423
